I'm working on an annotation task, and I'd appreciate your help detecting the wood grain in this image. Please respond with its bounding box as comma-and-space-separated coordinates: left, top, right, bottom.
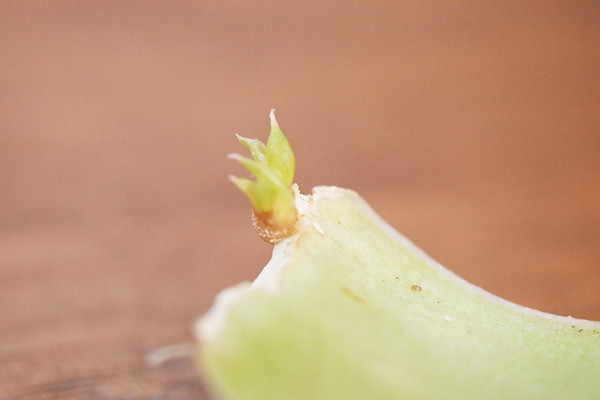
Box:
2, 2, 599, 398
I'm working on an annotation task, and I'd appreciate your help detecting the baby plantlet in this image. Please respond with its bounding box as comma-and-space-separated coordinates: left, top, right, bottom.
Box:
196, 111, 600, 400
228, 110, 297, 242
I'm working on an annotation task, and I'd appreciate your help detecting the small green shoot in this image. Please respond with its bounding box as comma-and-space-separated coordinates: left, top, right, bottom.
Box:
229, 110, 297, 240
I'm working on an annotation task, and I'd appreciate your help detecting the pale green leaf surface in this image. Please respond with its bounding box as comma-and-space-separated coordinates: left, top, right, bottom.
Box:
198, 187, 600, 400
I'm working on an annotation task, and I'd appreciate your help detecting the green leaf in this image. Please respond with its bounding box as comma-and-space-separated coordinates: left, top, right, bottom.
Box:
197, 187, 600, 400
266, 109, 295, 186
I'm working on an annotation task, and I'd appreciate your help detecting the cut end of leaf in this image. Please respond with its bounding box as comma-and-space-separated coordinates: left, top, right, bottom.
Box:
230, 110, 298, 242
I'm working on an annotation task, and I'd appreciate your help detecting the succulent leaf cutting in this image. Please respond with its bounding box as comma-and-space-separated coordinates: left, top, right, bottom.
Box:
196, 111, 600, 400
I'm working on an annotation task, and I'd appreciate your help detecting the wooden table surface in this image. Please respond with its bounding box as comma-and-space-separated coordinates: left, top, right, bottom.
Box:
2, 2, 599, 398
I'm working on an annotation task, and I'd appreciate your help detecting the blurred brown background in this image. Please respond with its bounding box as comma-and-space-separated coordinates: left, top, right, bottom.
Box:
1, 1, 599, 398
